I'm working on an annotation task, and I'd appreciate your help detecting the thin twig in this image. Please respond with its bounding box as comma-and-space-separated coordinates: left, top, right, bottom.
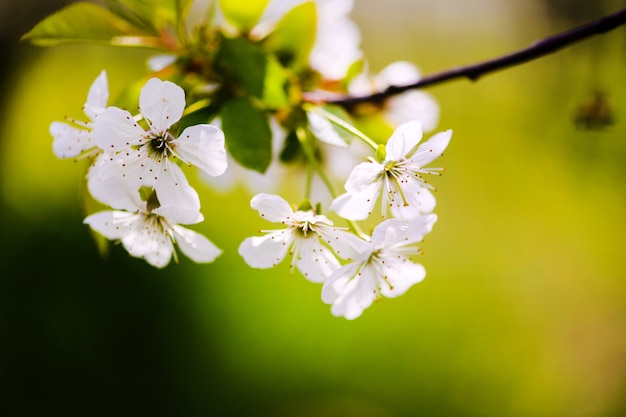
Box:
312, 7, 626, 108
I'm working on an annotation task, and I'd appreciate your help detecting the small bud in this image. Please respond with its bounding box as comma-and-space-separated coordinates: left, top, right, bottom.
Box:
297, 199, 313, 212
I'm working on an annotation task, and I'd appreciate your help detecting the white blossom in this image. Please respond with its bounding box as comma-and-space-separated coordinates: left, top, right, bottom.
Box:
309, 0, 362, 80
322, 215, 437, 320
90, 78, 227, 224
49, 70, 108, 158
83, 185, 221, 268
349, 61, 440, 132
330, 121, 452, 220
254, 0, 362, 80
238, 193, 368, 283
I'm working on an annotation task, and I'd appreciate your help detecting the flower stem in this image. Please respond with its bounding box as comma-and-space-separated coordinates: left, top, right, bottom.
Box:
309, 7, 626, 108
295, 127, 368, 240
295, 127, 339, 199
305, 159, 313, 201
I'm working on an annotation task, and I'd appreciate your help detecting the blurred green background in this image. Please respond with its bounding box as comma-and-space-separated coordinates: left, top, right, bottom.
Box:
1, 1, 626, 416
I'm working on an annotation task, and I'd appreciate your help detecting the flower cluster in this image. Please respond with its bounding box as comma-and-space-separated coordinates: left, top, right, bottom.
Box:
52, 72, 227, 267
239, 120, 451, 319
43, 0, 452, 319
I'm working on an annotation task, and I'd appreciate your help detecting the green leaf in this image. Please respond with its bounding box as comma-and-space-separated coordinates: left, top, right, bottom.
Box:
279, 130, 303, 163
216, 36, 289, 108
176, 0, 194, 21
263, 56, 290, 109
105, 0, 178, 33
219, 0, 269, 32
221, 98, 272, 173
262, 2, 316, 71
216, 36, 267, 98
343, 59, 365, 88
22, 2, 157, 47
306, 104, 356, 147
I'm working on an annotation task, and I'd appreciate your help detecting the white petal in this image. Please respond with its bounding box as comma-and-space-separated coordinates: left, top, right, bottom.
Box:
347, 72, 374, 95
327, 263, 377, 320
147, 54, 176, 72
152, 161, 202, 224
310, 14, 362, 80
153, 205, 203, 226
83, 210, 138, 240
250, 193, 294, 223
136, 238, 175, 268
294, 236, 340, 283
120, 217, 173, 267
315, 225, 371, 261
371, 218, 406, 247
386, 121, 423, 161
50, 122, 92, 159
377, 258, 425, 298
172, 225, 222, 263
330, 183, 380, 221
389, 183, 436, 219
84, 70, 109, 120
409, 129, 452, 166
96, 147, 159, 193
87, 166, 145, 212
321, 262, 361, 304
91, 148, 201, 223
316, 0, 355, 20
93, 107, 147, 151
172, 124, 227, 177
85, 209, 175, 268
307, 111, 350, 148
343, 161, 382, 194
87, 147, 150, 194
238, 230, 293, 268
144, 248, 174, 268
139, 78, 185, 133
375, 61, 420, 89
385, 91, 440, 132
371, 214, 437, 248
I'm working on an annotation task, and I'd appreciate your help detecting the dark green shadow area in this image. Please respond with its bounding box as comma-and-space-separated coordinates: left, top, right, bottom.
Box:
0, 206, 238, 417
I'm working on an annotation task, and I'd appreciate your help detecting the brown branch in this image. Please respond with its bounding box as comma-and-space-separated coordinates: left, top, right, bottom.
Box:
313, 7, 626, 108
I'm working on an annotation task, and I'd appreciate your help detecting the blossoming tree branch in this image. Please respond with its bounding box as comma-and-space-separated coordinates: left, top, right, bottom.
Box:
24, 0, 626, 319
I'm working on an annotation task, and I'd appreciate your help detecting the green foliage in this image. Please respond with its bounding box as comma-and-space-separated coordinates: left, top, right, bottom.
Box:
215, 36, 290, 109
21, 2, 155, 46
343, 59, 366, 89
105, 0, 179, 33
262, 2, 317, 72
279, 130, 302, 163
219, 0, 269, 32
215, 36, 267, 98
221, 98, 272, 173
262, 56, 290, 109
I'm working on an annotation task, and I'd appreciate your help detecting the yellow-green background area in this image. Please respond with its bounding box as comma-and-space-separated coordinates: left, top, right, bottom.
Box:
1, 1, 626, 416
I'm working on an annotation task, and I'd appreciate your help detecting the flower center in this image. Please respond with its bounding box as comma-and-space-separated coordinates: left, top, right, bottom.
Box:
294, 220, 315, 238
369, 250, 395, 291
147, 131, 175, 157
